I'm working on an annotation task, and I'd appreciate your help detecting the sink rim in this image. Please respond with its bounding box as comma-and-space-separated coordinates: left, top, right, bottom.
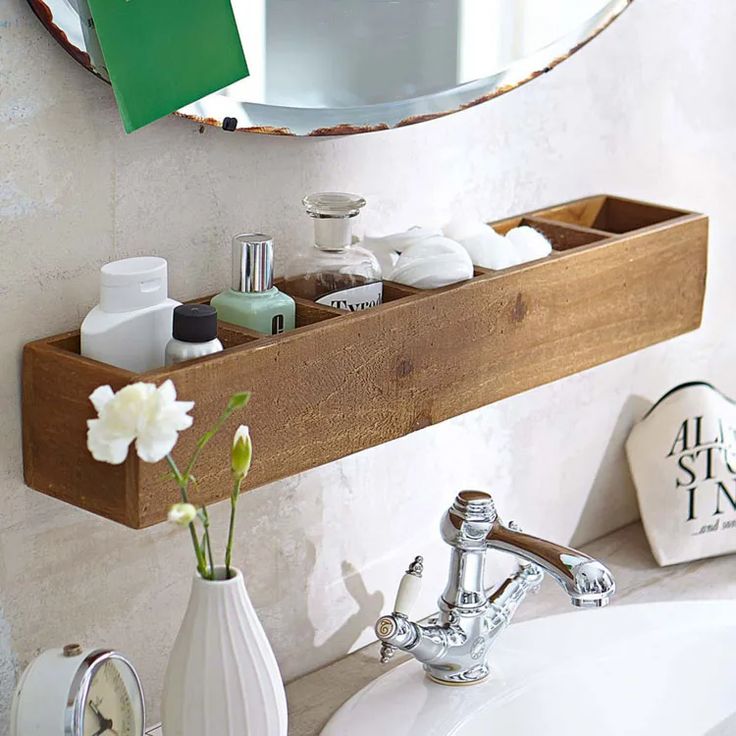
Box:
320, 599, 736, 736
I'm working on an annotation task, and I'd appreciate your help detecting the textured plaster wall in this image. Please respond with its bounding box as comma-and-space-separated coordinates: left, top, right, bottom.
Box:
1, 0, 735, 729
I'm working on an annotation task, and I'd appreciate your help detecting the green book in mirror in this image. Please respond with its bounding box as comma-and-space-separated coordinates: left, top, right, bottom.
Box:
86, 0, 249, 133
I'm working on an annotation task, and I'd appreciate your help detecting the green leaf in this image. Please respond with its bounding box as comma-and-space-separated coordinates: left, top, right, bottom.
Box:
227, 392, 251, 412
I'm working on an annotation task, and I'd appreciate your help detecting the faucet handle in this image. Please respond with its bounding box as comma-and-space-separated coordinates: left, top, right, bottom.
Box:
378, 555, 423, 664
393, 555, 423, 616
378, 641, 397, 664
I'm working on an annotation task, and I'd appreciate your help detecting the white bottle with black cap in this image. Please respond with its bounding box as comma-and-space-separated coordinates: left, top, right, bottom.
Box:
81, 256, 180, 372
211, 233, 296, 335
165, 305, 224, 366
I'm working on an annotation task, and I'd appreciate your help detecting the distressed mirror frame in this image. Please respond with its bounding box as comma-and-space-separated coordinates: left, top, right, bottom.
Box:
27, 0, 631, 136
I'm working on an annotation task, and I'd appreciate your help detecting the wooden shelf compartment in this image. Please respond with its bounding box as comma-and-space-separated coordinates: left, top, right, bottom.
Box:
22, 195, 708, 528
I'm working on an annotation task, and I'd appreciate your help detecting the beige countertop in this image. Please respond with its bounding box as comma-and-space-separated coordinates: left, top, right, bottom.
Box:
285, 522, 736, 736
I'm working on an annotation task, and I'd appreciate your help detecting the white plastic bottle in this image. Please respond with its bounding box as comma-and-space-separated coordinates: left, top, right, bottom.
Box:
165, 304, 224, 366
81, 256, 180, 372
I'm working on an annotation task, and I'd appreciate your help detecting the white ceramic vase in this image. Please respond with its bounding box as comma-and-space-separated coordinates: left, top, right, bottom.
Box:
161, 567, 288, 736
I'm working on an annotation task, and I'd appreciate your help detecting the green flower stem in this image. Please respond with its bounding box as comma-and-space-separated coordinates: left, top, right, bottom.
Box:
225, 476, 243, 580
164, 392, 250, 582
189, 476, 215, 579
166, 454, 209, 579
201, 506, 216, 577
183, 394, 250, 483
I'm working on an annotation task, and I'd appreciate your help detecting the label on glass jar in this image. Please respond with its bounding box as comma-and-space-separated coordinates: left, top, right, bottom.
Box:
316, 282, 383, 311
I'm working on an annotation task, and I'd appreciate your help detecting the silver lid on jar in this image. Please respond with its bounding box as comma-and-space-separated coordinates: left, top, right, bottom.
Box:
231, 233, 274, 293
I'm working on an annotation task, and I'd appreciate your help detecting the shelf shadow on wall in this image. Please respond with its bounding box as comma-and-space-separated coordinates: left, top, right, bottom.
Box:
296, 540, 385, 671
570, 394, 652, 547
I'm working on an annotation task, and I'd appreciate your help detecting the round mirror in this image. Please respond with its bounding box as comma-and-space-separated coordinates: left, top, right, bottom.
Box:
28, 0, 630, 136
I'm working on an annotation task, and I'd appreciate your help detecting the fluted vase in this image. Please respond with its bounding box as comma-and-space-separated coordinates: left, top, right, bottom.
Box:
161, 567, 288, 736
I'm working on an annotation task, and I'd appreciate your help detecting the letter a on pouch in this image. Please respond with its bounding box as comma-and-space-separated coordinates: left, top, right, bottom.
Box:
85, 0, 249, 132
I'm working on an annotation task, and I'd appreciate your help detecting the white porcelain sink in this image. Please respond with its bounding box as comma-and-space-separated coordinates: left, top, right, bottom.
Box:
321, 601, 736, 736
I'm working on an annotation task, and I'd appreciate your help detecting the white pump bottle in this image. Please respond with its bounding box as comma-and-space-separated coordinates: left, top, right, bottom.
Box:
81, 256, 180, 372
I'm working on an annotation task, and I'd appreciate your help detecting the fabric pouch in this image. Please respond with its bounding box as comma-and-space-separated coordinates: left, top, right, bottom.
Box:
626, 381, 736, 566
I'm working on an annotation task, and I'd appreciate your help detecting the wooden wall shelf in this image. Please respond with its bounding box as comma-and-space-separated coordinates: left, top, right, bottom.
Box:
22, 195, 708, 528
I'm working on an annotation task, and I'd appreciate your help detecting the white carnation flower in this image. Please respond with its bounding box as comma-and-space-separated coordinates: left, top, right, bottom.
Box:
87, 379, 194, 465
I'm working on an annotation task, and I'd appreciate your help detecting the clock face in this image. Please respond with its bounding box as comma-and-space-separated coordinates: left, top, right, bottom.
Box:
81, 657, 143, 736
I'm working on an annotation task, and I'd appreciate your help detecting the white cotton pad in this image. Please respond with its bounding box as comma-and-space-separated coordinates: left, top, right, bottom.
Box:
389, 235, 474, 289
505, 226, 552, 261
363, 227, 441, 275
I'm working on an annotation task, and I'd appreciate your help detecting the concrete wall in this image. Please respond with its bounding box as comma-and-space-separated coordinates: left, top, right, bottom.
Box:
1, 0, 734, 728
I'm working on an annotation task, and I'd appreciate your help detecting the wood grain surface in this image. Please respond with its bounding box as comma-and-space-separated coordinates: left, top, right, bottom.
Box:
22, 196, 709, 527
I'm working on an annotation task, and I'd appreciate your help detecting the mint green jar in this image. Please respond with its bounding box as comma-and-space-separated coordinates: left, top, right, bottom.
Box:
211, 234, 295, 336
212, 286, 295, 335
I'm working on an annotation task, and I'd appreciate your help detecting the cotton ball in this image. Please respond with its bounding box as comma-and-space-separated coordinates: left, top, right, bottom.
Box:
505, 226, 552, 262
389, 235, 474, 289
443, 217, 485, 242
363, 227, 441, 275
458, 227, 517, 270
444, 217, 525, 270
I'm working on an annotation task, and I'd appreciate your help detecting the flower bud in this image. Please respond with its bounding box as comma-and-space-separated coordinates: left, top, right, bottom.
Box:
231, 425, 253, 480
168, 503, 197, 526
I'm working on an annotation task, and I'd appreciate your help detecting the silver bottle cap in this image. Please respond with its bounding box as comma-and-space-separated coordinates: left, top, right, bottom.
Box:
232, 233, 274, 293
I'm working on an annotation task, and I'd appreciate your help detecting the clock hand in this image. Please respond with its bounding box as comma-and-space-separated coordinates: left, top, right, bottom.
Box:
92, 719, 115, 736
89, 701, 104, 723
88, 702, 115, 735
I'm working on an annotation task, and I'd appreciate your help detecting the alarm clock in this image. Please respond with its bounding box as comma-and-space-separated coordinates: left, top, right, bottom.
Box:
10, 643, 145, 736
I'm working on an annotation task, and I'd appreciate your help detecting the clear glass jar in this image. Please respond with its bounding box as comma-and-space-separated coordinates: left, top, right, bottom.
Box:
282, 193, 383, 312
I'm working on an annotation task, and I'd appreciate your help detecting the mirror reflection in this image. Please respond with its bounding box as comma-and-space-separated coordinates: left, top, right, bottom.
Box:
33, 0, 629, 134
225, 0, 618, 107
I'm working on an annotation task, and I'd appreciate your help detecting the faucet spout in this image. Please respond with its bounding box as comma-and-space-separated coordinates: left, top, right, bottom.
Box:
376, 490, 615, 686
486, 522, 615, 608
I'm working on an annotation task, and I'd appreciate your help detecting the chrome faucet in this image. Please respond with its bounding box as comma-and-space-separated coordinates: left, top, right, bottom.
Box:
375, 490, 615, 685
